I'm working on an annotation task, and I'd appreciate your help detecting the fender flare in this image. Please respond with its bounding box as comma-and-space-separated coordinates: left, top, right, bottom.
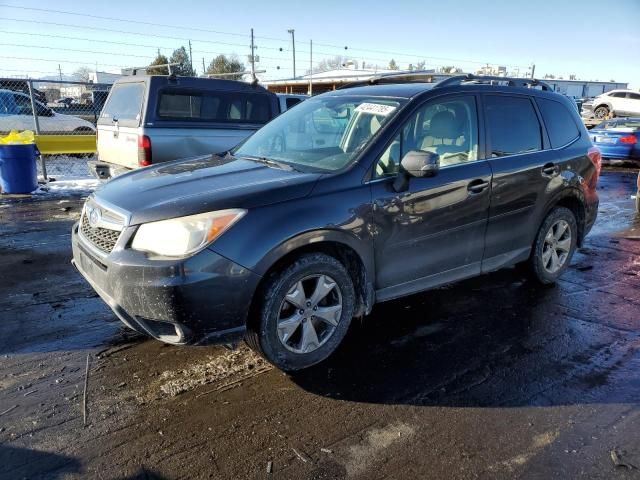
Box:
537, 186, 587, 243
254, 228, 374, 279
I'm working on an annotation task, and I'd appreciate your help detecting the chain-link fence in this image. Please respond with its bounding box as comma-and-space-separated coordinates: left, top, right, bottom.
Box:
0, 78, 112, 179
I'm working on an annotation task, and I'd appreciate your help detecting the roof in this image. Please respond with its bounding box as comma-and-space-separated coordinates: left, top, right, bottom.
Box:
114, 75, 272, 93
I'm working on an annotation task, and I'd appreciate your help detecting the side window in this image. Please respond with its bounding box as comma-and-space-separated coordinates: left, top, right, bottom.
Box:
485, 95, 542, 157
611, 92, 626, 98
374, 95, 478, 177
627, 93, 640, 101
157, 91, 271, 123
14, 94, 33, 116
286, 97, 302, 109
536, 97, 580, 148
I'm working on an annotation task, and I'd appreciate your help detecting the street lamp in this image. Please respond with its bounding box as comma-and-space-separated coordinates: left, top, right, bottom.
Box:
287, 29, 296, 78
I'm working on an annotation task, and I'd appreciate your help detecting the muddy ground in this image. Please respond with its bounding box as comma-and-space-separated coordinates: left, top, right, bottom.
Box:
0, 169, 639, 480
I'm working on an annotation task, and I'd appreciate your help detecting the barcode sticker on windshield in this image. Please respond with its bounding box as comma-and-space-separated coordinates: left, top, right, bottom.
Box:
355, 103, 396, 116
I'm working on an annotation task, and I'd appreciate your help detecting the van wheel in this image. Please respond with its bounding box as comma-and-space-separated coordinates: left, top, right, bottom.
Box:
246, 253, 355, 371
528, 207, 578, 284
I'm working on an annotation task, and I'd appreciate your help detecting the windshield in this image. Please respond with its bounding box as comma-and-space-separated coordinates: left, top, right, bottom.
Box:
232, 95, 405, 172
596, 118, 640, 130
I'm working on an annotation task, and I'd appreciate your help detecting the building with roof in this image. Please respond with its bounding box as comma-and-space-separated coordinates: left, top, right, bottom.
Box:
262, 68, 628, 97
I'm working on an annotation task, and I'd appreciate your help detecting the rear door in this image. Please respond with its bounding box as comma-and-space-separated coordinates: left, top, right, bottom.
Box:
97, 81, 146, 169
481, 94, 556, 271
626, 92, 640, 116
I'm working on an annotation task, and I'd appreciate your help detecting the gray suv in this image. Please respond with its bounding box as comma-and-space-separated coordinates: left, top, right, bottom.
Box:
72, 74, 601, 371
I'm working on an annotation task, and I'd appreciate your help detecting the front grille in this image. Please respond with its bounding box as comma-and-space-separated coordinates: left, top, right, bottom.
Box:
80, 213, 121, 254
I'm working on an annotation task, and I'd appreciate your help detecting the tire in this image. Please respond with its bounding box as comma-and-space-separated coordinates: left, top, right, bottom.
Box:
246, 253, 356, 371
636, 190, 640, 213
594, 105, 610, 119
528, 207, 578, 284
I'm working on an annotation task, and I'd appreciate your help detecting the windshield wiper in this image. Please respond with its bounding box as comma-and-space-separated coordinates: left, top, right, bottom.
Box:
239, 155, 298, 172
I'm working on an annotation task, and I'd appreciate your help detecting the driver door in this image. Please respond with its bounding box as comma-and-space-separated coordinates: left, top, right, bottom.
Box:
369, 94, 492, 300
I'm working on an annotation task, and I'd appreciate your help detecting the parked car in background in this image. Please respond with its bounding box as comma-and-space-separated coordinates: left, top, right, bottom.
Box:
0, 89, 96, 134
72, 74, 600, 371
589, 117, 640, 161
582, 90, 640, 119
48, 97, 76, 109
0, 79, 47, 103
92, 76, 301, 179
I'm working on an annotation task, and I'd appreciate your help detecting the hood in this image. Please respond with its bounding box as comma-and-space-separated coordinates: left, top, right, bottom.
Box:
94, 154, 322, 225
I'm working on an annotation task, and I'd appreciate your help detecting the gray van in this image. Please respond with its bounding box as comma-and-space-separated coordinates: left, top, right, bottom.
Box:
92, 76, 299, 178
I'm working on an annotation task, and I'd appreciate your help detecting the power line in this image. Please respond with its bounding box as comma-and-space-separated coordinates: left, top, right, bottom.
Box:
0, 43, 157, 59
0, 10, 529, 70
0, 55, 128, 69
0, 4, 290, 42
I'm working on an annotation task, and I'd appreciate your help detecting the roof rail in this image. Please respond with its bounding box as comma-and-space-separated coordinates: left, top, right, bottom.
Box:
435, 74, 552, 91
337, 70, 437, 89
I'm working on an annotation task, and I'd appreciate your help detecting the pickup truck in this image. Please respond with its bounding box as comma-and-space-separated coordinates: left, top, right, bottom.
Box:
91, 75, 306, 179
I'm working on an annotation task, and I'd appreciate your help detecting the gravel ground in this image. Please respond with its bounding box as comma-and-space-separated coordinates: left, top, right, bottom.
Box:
0, 169, 639, 480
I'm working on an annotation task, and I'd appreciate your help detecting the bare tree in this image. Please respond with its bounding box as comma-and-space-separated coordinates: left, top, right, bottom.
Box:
74, 66, 93, 82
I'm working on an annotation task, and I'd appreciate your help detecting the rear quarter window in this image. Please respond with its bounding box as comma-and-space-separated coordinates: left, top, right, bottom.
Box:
536, 97, 580, 148
485, 95, 542, 157
100, 82, 145, 126
157, 90, 272, 124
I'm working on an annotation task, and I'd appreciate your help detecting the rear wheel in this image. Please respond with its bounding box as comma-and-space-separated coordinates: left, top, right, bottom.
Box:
246, 253, 355, 371
594, 105, 610, 119
528, 207, 578, 284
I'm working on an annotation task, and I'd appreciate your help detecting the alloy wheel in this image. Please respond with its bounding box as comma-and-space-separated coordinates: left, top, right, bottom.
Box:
277, 274, 343, 354
542, 219, 572, 274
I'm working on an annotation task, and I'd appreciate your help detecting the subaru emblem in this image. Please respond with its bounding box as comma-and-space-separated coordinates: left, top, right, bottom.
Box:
88, 207, 102, 228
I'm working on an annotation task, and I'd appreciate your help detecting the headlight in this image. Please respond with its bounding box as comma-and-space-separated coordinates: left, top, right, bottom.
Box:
131, 209, 246, 257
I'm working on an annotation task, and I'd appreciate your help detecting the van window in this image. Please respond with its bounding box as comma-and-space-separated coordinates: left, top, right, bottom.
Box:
485, 95, 542, 157
536, 97, 580, 148
286, 97, 302, 109
101, 82, 145, 124
157, 91, 271, 124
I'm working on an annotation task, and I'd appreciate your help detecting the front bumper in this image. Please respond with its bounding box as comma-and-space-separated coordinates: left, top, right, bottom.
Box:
71, 222, 261, 345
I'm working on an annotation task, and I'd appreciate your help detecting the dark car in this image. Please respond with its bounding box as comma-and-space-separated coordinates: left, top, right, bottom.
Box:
71, 74, 601, 371
589, 117, 640, 162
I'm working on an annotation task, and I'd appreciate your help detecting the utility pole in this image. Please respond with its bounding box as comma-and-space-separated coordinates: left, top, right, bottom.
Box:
188, 40, 193, 75
309, 39, 313, 95
58, 64, 62, 81
531, 63, 536, 79
202, 57, 206, 76
287, 29, 296, 78
250, 28, 256, 81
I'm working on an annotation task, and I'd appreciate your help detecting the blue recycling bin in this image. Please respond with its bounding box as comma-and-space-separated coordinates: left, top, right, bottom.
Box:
0, 144, 39, 194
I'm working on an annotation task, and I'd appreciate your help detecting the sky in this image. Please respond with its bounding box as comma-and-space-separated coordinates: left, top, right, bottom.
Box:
0, 0, 639, 88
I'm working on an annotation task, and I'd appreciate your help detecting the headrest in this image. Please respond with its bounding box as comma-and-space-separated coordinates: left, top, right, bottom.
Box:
430, 111, 457, 138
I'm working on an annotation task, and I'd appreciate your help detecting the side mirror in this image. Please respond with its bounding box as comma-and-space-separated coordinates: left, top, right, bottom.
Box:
393, 150, 439, 192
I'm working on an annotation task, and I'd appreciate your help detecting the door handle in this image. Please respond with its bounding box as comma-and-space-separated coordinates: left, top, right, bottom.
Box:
467, 179, 490, 194
542, 163, 558, 176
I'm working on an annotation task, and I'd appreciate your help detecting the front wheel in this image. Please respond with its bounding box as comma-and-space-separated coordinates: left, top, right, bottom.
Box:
246, 253, 355, 371
528, 207, 578, 284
